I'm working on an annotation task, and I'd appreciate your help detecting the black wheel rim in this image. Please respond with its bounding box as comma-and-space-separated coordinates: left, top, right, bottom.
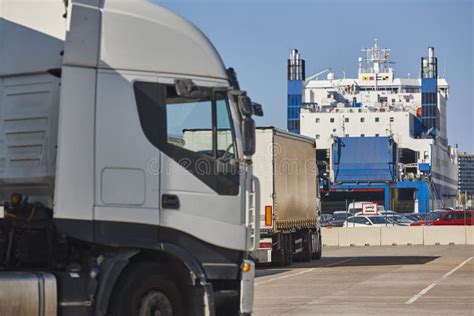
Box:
138, 291, 173, 316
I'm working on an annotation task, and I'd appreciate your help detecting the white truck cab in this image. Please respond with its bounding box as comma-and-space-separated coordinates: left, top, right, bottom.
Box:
0, 1, 261, 315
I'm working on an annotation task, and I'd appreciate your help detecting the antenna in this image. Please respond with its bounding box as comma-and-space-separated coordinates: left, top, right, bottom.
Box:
360, 39, 393, 75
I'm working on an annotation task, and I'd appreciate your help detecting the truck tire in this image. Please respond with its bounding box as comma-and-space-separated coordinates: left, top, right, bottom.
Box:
302, 230, 312, 262
271, 233, 286, 267
312, 233, 322, 260
109, 262, 184, 316
286, 234, 293, 265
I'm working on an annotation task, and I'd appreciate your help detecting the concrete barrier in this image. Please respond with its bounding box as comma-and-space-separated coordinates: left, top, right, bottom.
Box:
380, 227, 423, 246
423, 226, 466, 245
338, 227, 381, 247
466, 226, 474, 245
321, 227, 339, 246
321, 226, 472, 247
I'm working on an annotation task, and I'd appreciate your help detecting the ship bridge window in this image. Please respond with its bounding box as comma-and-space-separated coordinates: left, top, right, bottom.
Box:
404, 88, 420, 93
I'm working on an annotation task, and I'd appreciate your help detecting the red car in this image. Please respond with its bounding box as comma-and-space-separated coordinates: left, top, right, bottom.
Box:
411, 210, 473, 226
432, 210, 473, 225
410, 211, 446, 226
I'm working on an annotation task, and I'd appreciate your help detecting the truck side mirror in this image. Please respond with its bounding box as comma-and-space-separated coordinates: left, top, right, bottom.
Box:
320, 174, 330, 196
242, 117, 256, 156
252, 102, 264, 117
238, 95, 253, 117
323, 178, 330, 192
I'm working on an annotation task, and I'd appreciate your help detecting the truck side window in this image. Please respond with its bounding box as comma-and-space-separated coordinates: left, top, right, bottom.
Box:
166, 87, 214, 157
133, 81, 239, 196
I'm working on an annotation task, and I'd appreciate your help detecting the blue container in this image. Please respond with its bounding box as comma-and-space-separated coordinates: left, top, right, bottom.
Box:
332, 137, 397, 183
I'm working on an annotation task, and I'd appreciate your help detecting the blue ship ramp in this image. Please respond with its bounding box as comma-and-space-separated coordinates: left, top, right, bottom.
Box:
332, 137, 397, 183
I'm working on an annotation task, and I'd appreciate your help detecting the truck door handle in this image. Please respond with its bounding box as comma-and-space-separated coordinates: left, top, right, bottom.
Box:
162, 194, 180, 209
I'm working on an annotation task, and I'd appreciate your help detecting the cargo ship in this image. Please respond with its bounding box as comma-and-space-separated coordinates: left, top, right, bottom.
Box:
287, 40, 458, 213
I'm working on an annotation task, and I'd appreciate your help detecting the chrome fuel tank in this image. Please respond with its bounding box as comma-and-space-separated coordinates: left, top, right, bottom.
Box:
0, 272, 57, 315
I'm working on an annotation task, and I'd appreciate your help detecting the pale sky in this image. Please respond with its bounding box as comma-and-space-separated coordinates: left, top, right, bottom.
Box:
158, 0, 474, 152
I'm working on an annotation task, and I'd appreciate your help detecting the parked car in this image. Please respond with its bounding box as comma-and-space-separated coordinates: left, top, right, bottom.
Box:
384, 214, 413, 226
354, 210, 396, 216
328, 211, 350, 227
404, 213, 423, 222
431, 210, 473, 225
321, 214, 334, 227
343, 215, 391, 227
378, 210, 397, 215
410, 211, 448, 226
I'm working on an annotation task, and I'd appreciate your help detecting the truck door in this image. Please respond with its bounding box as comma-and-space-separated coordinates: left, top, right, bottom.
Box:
94, 73, 161, 244
133, 80, 247, 250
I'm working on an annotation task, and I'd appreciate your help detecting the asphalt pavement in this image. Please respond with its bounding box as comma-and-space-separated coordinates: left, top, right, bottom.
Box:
254, 245, 474, 315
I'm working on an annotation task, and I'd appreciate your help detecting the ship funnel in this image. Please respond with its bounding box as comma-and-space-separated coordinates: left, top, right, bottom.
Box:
428, 47, 435, 63
288, 49, 305, 80
421, 46, 439, 132
287, 49, 305, 134
422, 46, 437, 79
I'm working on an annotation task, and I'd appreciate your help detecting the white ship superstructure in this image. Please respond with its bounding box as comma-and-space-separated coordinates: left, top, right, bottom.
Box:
292, 40, 458, 212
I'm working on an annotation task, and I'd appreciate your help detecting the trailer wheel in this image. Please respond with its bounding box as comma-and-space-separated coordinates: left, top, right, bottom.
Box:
302, 230, 312, 262
286, 234, 293, 265
271, 233, 287, 267
312, 233, 322, 260
109, 262, 184, 316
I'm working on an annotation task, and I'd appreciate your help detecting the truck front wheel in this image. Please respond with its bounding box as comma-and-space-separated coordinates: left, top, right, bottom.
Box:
109, 262, 184, 316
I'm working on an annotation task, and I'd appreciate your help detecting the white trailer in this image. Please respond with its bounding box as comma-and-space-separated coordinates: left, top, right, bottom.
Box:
0, 1, 261, 315
252, 128, 322, 266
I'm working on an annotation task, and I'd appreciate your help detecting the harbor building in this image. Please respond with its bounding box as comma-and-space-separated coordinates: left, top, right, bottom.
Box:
458, 152, 474, 207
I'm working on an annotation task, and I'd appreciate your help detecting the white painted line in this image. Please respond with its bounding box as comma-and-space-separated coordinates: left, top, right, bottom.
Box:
405, 256, 473, 304
255, 257, 356, 286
